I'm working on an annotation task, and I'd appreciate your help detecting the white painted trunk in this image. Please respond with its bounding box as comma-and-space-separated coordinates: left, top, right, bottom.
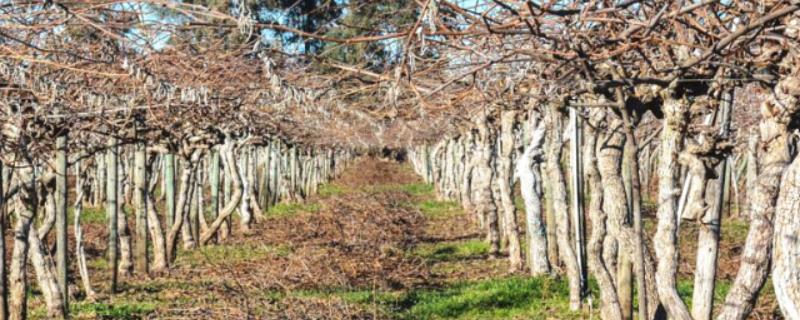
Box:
516, 118, 549, 275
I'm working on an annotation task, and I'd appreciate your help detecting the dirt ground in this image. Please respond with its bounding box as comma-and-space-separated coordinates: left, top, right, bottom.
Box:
19, 158, 782, 319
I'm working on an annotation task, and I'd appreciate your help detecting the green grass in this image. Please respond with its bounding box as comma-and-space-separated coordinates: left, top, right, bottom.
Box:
276, 287, 400, 304
318, 183, 349, 197
364, 183, 434, 196
643, 218, 751, 245
68, 206, 106, 225
72, 301, 156, 319
418, 200, 461, 218
412, 240, 489, 262
722, 220, 750, 243
677, 278, 732, 309
266, 202, 321, 218
88, 257, 110, 270
264, 276, 596, 319
31, 301, 157, 319
400, 183, 435, 196
318, 181, 435, 197
394, 276, 594, 319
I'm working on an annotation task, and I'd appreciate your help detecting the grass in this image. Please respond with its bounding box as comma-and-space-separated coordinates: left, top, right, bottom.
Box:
643, 217, 751, 244
266, 201, 321, 218
677, 278, 733, 310
88, 257, 110, 271
54, 162, 769, 319
722, 219, 750, 243
68, 206, 107, 225
318, 183, 349, 197
71, 301, 157, 319
412, 240, 489, 262
265, 276, 594, 320
418, 200, 461, 219
364, 183, 434, 196
31, 301, 157, 319
394, 276, 593, 319
400, 183, 435, 196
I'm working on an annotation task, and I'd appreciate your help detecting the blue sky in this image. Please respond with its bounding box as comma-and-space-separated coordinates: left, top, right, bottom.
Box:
129, 0, 501, 54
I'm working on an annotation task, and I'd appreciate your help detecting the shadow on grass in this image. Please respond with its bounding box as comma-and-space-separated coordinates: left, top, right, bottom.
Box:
411, 239, 490, 263
337, 276, 593, 319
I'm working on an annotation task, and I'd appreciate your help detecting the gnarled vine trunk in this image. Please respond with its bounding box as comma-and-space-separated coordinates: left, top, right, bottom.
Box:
496, 110, 523, 271
544, 106, 582, 310
719, 77, 799, 320
654, 95, 692, 320
586, 109, 623, 320
516, 114, 549, 275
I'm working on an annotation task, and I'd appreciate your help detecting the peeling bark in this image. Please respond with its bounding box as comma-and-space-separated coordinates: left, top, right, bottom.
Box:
497, 110, 523, 271
200, 139, 244, 245
29, 227, 64, 319
544, 106, 582, 310
167, 150, 201, 261
719, 77, 800, 320
516, 115, 550, 275
586, 110, 623, 320
654, 95, 692, 320
9, 186, 34, 320
146, 157, 168, 272
473, 112, 500, 256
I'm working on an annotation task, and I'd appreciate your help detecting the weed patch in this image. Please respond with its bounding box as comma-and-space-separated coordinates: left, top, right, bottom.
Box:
412, 240, 489, 262
266, 202, 321, 218
394, 276, 593, 319
318, 183, 349, 197
418, 200, 460, 218
68, 206, 106, 225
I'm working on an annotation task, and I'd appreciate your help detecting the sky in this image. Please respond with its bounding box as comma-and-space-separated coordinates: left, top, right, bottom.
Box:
130, 0, 497, 54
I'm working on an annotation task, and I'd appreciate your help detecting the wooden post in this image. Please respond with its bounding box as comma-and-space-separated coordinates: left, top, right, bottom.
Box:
269, 141, 279, 206
0, 162, 7, 320
55, 134, 69, 314
569, 107, 588, 299
222, 150, 232, 239
620, 140, 635, 320
260, 147, 270, 211
190, 164, 201, 242
95, 153, 106, 207
210, 149, 220, 242
133, 129, 149, 275
238, 147, 252, 230
165, 152, 176, 230
106, 137, 120, 292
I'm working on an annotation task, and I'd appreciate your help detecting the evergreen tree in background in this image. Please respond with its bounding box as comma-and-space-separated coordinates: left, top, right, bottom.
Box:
170, 0, 418, 72
320, 1, 417, 70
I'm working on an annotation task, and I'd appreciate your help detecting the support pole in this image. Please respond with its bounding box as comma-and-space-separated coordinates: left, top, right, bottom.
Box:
55, 134, 69, 315
165, 152, 176, 230
0, 162, 7, 320
210, 149, 220, 242
133, 126, 149, 275
569, 107, 588, 299
106, 137, 119, 292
